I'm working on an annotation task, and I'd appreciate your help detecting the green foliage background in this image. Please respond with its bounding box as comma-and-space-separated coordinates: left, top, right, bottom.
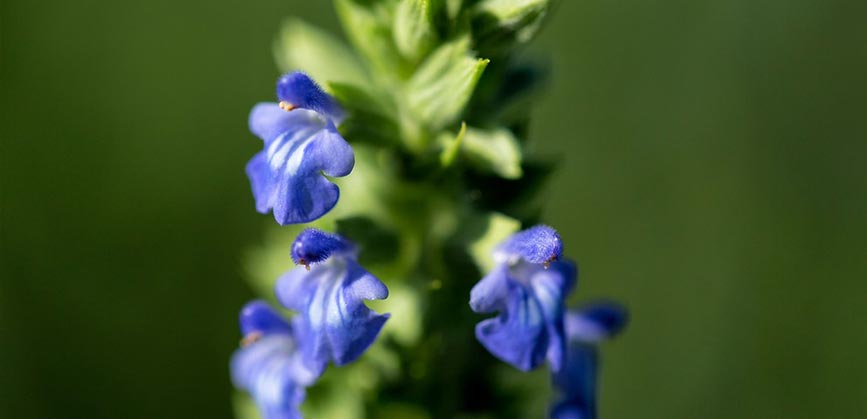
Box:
2, 0, 866, 418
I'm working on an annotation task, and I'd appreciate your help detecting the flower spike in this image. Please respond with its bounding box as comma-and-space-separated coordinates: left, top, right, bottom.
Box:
232, 2, 634, 416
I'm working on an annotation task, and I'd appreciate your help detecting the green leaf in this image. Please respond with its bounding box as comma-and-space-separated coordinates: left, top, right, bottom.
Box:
467, 212, 520, 272
461, 126, 523, 179
328, 81, 396, 118
472, 0, 551, 49
446, 0, 463, 20
329, 81, 402, 146
406, 37, 489, 130
334, 0, 408, 80
393, 0, 440, 63
438, 121, 466, 167
273, 18, 368, 88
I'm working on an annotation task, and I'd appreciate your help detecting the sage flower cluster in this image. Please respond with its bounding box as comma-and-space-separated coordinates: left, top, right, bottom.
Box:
231, 2, 628, 418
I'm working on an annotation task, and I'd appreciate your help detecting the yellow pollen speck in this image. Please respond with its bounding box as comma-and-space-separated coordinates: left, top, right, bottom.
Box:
279, 101, 297, 112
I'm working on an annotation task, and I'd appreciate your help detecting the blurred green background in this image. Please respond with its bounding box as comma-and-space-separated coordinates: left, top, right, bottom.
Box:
2, 0, 866, 418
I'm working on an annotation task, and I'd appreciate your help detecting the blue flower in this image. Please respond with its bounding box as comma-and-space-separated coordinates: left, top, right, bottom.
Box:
246, 71, 354, 225
230, 301, 323, 419
550, 302, 628, 419
470, 225, 576, 372
276, 228, 390, 367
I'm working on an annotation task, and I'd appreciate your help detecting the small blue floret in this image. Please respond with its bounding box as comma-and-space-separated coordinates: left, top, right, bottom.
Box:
277, 232, 389, 367
232, 334, 307, 419
470, 225, 576, 372
246, 72, 355, 225
231, 302, 324, 419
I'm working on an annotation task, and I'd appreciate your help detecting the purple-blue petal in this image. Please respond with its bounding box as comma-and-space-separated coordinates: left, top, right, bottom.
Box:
276, 71, 344, 123
551, 342, 599, 419
275, 255, 389, 367
291, 228, 355, 266
474, 285, 550, 372
551, 404, 591, 419
230, 334, 319, 419
496, 225, 564, 264
245, 151, 272, 215
249, 103, 310, 144
551, 303, 627, 419
470, 259, 576, 372
564, 303, 629, 344
469, 264, 510, 313
239, 300, 292, 337
245, 109, 354, 225
550, 344, 598, 419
